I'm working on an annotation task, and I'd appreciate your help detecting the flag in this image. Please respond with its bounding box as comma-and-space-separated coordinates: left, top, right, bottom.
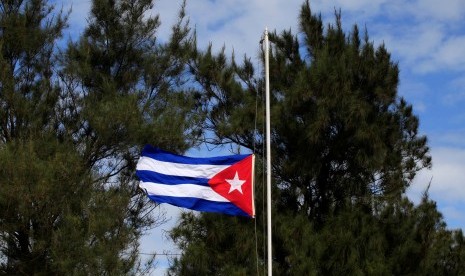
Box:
136, 145, 255, 217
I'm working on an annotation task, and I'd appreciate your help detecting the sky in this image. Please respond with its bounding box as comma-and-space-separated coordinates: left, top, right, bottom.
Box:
56, 0, 465, 274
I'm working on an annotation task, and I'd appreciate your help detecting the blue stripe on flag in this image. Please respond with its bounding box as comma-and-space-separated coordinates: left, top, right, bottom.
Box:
136, 170, 210, 186
147, 194, 249, 217
141, 145, 250, 165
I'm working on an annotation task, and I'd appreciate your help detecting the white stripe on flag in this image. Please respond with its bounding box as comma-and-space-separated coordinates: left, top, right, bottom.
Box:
139, 182, 229, 202
136, 156, 228, 178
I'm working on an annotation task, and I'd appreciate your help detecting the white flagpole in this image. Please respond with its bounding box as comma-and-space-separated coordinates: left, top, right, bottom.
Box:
264, 27, 272, 276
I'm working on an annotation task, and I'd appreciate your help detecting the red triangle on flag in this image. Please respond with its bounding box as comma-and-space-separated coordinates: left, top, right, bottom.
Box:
208, 155, 255, 217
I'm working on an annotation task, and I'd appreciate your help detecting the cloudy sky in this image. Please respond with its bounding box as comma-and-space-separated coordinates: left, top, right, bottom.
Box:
57, 0, 465, 273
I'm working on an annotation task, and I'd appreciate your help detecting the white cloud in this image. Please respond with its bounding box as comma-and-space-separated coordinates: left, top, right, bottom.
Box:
434, 36, 465, 70
429, 147, 465, 202
179, 0, 302, 58
405, 34, 465, 73
409, 146, 465, 230
416, 0, 465, 22
318, 0, 465, 75
370, 21, 452, 74
59, 0, 465, 75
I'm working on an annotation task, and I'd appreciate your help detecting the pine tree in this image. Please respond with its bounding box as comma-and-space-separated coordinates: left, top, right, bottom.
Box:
56, 0, 203, 273
0, 0, 72, 273
169, 1, 464, 275
0, 0, 202, 274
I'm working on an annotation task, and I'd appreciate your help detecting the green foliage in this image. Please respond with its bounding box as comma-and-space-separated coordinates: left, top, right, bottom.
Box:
169, 1, 464, 275
0, 0, 202, 274
0, 0, 67, 141
169, 212, 260, 276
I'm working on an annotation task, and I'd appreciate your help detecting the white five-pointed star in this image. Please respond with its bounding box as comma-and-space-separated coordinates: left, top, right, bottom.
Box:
226, 171, 246, 194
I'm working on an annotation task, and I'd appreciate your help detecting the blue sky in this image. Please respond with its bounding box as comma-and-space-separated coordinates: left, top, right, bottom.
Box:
57, 0, 465, 273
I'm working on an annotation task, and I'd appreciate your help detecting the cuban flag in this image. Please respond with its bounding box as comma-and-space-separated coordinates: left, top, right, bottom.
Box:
136, 145, 255, 217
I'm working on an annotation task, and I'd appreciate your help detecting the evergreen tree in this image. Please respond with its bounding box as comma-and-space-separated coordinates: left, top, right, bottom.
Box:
0, 0, 202, 274
0, 0, 73, 273
169, 1, 465, 275
56, 0, 203, 272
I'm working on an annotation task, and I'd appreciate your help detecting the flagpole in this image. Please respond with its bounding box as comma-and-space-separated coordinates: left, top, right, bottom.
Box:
264, 27, 272, 276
